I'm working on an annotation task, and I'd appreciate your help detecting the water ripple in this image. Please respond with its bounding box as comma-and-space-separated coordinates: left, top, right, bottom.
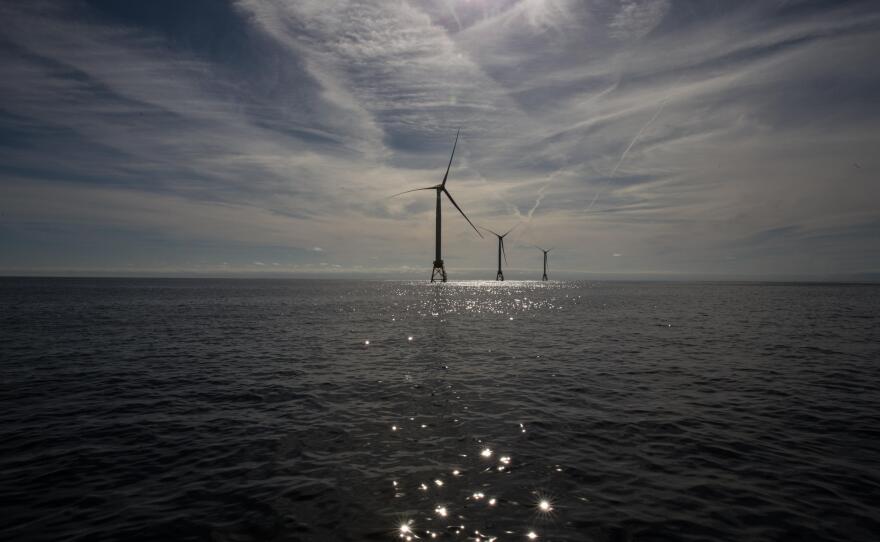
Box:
1, 278, 879, 541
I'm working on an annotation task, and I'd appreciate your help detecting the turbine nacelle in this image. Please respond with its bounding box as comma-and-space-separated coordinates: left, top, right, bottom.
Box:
480, 224, 519, 277
535, 246, 553, 281
480, 224, 519, 266
388, 131, 481, 239
387, 129, 481, 282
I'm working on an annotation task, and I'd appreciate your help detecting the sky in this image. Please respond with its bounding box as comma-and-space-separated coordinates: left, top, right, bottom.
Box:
1, 0, 878, 279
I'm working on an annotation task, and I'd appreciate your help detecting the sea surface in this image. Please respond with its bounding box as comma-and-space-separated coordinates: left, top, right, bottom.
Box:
1, 278, 879, 541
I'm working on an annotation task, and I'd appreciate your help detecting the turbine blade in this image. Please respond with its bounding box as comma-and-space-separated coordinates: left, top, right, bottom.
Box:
440, 128, 460, 188
501, 223, 520, 238
479, 225, 501, 238
501, 238, 508, 265
388, 186, 436, 199
443, 188, 482, 237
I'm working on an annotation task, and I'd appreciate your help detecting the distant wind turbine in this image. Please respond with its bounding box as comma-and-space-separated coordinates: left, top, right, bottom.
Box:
481, 225, 517, 281
390, 129, 482, 282
536, 246, 553, 281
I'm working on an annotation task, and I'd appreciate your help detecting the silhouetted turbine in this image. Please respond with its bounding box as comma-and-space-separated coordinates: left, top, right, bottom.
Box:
390, 129, 482, 282
537, 246, 552, 281
480, 225, 517, 281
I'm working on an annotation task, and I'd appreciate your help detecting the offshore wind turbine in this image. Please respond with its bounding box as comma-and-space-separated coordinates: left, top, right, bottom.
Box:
537, 247, 552, 281
390, 129, 482, 282
480, 225, 517, 281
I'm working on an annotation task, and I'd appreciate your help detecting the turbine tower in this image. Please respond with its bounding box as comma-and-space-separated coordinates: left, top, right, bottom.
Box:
538, 247, 552, 281
481, 225, 517, 281
390, 129, 482, 282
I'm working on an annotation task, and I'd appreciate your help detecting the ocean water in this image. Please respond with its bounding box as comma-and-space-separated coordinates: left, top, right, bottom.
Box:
1, 278, 879, 542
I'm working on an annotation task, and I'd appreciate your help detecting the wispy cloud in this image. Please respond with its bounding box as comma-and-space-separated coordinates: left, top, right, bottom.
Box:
1, 0, 878, 277
609, 0, 670, 41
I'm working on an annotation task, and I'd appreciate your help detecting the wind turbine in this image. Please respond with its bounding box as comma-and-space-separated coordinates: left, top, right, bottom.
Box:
481, 225, 517, 281
390, 129, 482, 282
537, 247, 553, 281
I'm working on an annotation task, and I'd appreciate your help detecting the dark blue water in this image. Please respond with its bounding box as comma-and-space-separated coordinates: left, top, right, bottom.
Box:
1, 278, 879, 541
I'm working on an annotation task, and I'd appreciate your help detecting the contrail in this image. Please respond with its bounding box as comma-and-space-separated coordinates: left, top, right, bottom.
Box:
442, 0, 463, 32
586, 96, 670, 212
612, 99, 668, 177
525, 82, 620, 224
526, 180, 553, 222
526, 164, 573, 223
527, 183, 549, 220
472, 161, 523, 220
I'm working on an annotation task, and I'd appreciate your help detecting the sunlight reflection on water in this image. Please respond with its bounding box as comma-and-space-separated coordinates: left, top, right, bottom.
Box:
7, 279, 878, 541
385, 280, 572, 319
381, 279, 729, 540
375, 281, 581, 539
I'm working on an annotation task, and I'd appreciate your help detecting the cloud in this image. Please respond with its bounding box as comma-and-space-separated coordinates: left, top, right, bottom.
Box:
609, 0, 670, 41
1, 0, 879, 277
